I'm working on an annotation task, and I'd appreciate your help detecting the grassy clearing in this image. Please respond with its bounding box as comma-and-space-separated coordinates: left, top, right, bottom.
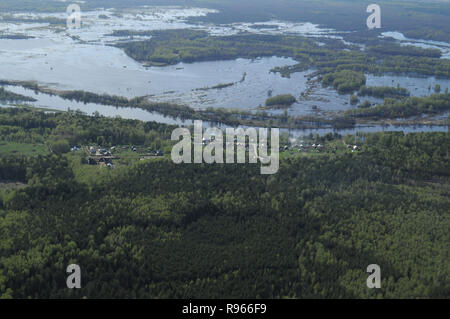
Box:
68, 146, 169, 186
0, 141, 49, 157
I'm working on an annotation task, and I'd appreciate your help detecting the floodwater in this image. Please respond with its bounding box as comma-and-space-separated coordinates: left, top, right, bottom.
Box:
0, 6, 449, 134
144, 57, 308, 110
380, 32, 450, 59
366, 74, 450, 97
1, 85, 186, 125
2, 85, 447, 137
0, 6, 350, 112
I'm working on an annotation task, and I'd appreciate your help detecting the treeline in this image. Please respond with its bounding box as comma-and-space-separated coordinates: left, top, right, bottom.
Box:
367, 44, 442, 58
0, 87, 36, 102
345, 93, 450, 118
403, 28, 450, 43
321, 70, 366, 94
265, 94, 296, 107
358, 86, 410, 99
0, 107, 176, 150
0, 107, 56, 143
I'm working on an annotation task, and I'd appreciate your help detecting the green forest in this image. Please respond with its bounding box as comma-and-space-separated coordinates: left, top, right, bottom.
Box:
358, 86, 410, 99
265, 94, 297, 107
345, 93, 450, 119
0, 108, 449, 299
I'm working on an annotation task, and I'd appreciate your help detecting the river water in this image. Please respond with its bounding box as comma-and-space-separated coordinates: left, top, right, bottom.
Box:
2, 85, 448, 137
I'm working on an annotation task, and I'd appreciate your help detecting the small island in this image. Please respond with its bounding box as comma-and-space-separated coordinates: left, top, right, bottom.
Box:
265, 94, 297, 108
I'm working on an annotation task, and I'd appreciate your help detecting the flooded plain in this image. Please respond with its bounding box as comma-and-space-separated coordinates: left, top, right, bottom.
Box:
1, 85, 186, 125
0, 6, 449, 134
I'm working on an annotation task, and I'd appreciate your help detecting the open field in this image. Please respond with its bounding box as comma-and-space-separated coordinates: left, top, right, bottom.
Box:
0, 141, 48, 157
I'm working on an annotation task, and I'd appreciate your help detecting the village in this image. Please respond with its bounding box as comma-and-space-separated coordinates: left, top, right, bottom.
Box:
64, 132, 363, 170
70, 145, 165, 168
77, 137, 362, 167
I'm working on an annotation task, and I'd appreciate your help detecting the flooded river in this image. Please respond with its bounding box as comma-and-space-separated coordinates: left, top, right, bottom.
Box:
0, 6, 449, 135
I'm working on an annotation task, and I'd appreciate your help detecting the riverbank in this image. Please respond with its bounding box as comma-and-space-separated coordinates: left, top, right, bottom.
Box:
1, 80, 448, 132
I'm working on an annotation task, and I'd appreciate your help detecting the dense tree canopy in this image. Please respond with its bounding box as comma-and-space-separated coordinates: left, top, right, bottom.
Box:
0, 109, 449, 299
